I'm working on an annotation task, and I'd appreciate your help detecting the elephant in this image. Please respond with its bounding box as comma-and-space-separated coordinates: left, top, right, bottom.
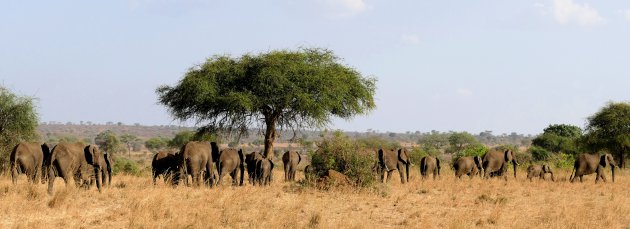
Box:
255, 158, 274, 186
527, 164, 555, 181
282, 151, 302, 182
453, 156, 483, 179
152, 150, 180, 185
482, 150, 519, 180
10, 142, 51, 184
179, 141, 218, 187
570, 153, 616, 183
245, 151, 264, 185
47, 143, 106, 194
419, 156, 441, 180
89, 152, 112, 187
378, 148, 411, 184
216, 148, 245, 186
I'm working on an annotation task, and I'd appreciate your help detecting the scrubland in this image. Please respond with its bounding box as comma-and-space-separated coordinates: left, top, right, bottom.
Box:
0, 168, 628, 229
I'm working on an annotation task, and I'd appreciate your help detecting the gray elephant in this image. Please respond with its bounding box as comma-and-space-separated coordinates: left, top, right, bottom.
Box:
526, 164, 555, 181
378, 148, 411, 184
453, 156, 483, 179
216, 148, 245, 186
47, 143, 106, 194
179, 141, 218, 187
419, 156, 441, 180
90, 152, 112, 187
282, 151, 302, 182
255, 158, 274, 186
152, 150, 180, 185
245, 151, 264, 185
10, 142, 51, 184
482, 150, 519, 180
570, 153, 616, 183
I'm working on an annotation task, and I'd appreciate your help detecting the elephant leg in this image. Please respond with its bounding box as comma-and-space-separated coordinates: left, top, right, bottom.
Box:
284, 164, 290, 182
380, 170, 386, 183
579, 175, 583, 182
11, 163, 18, 185
152, 170, 158, 185
386, 171, 393, 183
398, 168, 406, 184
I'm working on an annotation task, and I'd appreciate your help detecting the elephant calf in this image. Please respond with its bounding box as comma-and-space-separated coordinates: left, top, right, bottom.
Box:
255, 158, 274, 186
453, 156, 482, 179
526, 164, 555, 181
152, 150, 180, 185
245, 152, 264, 185
217, 148, 245, 186
420, 156, 441, 180
282, 151, 302, 182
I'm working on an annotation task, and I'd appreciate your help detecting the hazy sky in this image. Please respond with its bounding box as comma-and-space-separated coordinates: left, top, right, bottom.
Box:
2, 0, 629, 135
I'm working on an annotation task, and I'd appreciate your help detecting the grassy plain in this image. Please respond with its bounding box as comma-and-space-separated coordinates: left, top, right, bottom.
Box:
0, 168, 628, 228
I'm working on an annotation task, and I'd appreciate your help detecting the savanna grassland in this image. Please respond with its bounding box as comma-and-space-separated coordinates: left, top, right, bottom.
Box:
0, 169, 628, 229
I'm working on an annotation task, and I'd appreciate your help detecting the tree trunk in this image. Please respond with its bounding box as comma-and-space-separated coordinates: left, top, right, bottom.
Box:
620, 150, 626, 169
263, 116, 277, 160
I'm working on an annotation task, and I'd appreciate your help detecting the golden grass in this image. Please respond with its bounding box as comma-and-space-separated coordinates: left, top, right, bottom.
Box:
0, 168, 628, 228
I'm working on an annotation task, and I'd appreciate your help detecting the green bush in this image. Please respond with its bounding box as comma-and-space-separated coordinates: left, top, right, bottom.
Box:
310, 131, 378, 188
453, 143, 488, 160
529, 146, 551, 161
113, 157, 142, 176
550, 153, 574, 169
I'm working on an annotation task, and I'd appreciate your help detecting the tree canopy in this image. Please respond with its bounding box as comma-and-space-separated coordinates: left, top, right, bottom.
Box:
583, 102, 630, 168
0, 87, 39, 171
531, 124, 582, 155
95, 130, 122, 154
157, 48, 376, 158
447, 132, 477, 153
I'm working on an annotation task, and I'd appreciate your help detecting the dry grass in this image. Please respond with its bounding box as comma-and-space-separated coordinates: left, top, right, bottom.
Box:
1, 168, 629, 228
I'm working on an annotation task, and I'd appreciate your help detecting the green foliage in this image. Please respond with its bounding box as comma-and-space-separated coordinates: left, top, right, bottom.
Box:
408, 147, 440, 165
310, 131, 378, 188
549, 153, 575, 169
95, 130, 122, 154
532, 124, 582, 155
417, 131, 449, 150
120, 134, 139, 153
0, 87, 39, 171
168, 130, 216, 148
453, 143, 488, 162
156, 48, 376, 158
355, 136, 400, 151
528, 146, 551, 161
145, 137, 169, 151
447, 132, 478, 154
583, 102, 630, 168
112, 157, 142, 176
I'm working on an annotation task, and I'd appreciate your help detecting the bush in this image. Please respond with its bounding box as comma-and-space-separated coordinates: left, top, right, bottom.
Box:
113, 157, 142, 176
550, 153, 574, 169
453, 143, 488, 162
529, 146, 551, 161
310, 131, 378, 188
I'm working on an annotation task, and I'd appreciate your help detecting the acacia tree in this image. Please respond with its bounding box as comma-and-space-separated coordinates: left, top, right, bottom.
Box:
532, 124, 582, 155
0, 87, 38, 171
120, 134, 139, 156
583, 102, 630, 168
157, 48, 376, 158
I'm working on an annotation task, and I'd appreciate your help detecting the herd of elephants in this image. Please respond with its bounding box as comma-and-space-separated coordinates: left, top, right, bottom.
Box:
8, 141, 618, 194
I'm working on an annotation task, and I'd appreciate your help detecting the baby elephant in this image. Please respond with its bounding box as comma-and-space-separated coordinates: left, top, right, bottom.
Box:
420, 156, 441, 180
256, 158, 274, 186
526, 164, 555, 181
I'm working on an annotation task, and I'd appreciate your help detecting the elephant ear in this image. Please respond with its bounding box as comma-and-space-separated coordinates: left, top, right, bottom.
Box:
84, 145, 95, 165
504, 150, 513, 162
378, 149, 385, 163
398, 149, 409, 163
210, 142, 220, 163
474, 156, 481, 168
297, 152, 302, 165
436, 158, 441, 169
542, 165, 549, 173
600, 155, 607, 168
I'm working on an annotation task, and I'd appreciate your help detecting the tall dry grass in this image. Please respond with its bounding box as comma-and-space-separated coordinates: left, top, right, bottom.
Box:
0, 168, 628, 228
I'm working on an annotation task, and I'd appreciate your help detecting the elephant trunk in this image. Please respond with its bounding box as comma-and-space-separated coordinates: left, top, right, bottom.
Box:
406, 163, 410, 183
611, 166, 615, 183
550, 172, 555, 182
94, 167, 102, 192
512, 161, 517, 178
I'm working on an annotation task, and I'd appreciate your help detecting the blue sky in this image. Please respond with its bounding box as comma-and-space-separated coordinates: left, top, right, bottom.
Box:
2, 0, 629, 135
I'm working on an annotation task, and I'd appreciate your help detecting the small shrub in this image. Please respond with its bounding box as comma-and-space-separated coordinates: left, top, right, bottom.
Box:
310, 131, 378, 188
529, 146, 551, 161
550, 153, 574, 169
453, 143, 488, 163
113, 157, 142, 176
